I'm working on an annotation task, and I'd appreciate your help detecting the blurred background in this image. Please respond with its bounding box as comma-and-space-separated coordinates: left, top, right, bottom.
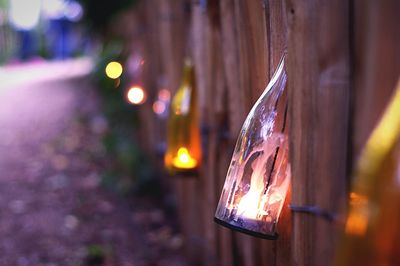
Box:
0, 0, 399, 266
0, 0, 187, 265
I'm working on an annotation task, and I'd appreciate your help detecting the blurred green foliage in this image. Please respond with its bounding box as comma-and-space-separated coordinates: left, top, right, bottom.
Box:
0, 25, 15, 64
93, 43, 162, 197
0, 1, 14, 64
0, 0, 8, 8
85, 244, 106, 265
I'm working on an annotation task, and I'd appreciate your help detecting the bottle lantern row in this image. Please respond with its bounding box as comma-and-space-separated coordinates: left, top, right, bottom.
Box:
164, 54, 291, 239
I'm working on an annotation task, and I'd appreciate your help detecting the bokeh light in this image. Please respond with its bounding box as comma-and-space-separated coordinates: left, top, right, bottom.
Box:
153, 100, 166, 115
105, 61, 123, 79
65, 1, 84, 22
127, 86, 146, 105
158, 89, 171, 102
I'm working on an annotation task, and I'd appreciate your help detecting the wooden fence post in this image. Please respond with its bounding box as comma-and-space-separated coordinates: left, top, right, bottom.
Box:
125, 1, 400, 265
287, 1, 350, 265
352, 0, 400, 157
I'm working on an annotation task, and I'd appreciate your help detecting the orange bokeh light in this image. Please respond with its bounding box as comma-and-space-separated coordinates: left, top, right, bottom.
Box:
345, 193, 369, 236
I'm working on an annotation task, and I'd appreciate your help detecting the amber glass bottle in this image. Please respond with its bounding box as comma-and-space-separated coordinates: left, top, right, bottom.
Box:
335, 81, 400, 266
164, 59, 202, 174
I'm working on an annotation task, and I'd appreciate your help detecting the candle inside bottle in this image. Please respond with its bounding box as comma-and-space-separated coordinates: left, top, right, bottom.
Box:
216, 133, 290, 236
172, 147, 197, 169
214, 54, 290, 238
236, 151, 269, 220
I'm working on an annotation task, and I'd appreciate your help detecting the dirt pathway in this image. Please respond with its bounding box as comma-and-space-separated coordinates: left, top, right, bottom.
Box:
0, 61, 186, 266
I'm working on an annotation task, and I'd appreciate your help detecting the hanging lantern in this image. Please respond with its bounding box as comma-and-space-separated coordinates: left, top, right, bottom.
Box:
164, 59, 202, 174
335, 80, 400, 266
214, 54, 290, 239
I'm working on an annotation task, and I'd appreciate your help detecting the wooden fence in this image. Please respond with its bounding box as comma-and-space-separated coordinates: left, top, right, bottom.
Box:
119, 0, 400, 265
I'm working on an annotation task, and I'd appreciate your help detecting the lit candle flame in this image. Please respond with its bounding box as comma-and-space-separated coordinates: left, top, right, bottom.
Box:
236, 153, 267, 220
236, 189, 262, 219
172, 147, 197, 169
235, 136, 286, 221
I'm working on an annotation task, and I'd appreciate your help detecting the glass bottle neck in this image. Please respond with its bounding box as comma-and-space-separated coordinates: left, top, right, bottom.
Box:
181, 59, 195, 86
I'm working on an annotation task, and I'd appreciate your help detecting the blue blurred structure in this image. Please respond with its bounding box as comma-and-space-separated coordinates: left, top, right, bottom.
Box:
43, 0, 83, 59
9, 0, 41, 60
6, 0, 84, 62
48, 16, 72, 59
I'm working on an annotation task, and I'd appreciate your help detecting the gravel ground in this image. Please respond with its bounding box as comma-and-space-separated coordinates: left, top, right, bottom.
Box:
0, 67, 187, 266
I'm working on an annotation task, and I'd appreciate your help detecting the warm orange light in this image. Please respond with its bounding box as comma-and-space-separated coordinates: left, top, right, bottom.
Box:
153, 100, 166, 114
343, 81, 400, 236
345, 210, 369, 236
105, 61, 123, 79
172, 147, 197, 169
127, 86, 146, 105
345, 193, 369, 236
349, 192, 368, 204
164, 59, 202, 174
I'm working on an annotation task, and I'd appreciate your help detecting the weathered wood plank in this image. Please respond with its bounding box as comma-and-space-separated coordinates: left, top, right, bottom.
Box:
156, 2, 203, 265
217, 137, 235, 266
352, 0, 400, 158
265, 1, 290, 265
192, 2, 219, 265
219, 0, 245, 135
233, 0, 271, 265
287, 1, 350, 265
158, 0, 188, 94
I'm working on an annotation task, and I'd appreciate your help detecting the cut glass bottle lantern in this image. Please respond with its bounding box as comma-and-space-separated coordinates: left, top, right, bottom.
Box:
214, 54, 290, 239
164, 59, 202, 174
335, 80, 400, 266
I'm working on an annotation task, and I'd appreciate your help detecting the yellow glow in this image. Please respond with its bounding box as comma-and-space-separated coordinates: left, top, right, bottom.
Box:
345, 80, 400, 237
356, 82, 400, 191
172, 147, 197, 169
127, 86, 146, 105
105, 61, 123, 79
